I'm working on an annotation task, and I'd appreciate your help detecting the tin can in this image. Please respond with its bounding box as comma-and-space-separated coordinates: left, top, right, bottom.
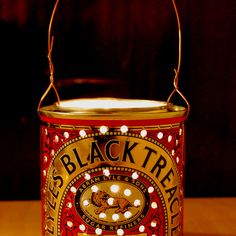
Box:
39, 98, 188, 236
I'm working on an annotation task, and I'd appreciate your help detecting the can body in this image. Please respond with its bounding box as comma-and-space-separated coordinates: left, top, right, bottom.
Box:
39, 98, 187, 236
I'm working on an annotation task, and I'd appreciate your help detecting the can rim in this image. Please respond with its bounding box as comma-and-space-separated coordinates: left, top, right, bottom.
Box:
39, 98, 187, 120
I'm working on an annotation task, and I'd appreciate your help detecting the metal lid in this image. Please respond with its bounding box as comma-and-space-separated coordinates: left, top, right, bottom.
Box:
39, 97, 187, 120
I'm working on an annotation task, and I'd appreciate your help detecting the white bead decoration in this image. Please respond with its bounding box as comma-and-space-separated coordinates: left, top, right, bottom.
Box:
120, 125, 128, 133
148, 186, 154, 193
117, 229, 124, 236
140, 129, 147, 138
70, 186, 77, 194
67, 221, 73, 228
64, 132, 69, 139
132, 172, 139, 179
100, 126, 108, 134
139, 225, 145, 232
151, 202, 158, 209
79, 130, 86, 138
157, 132, 163, 139
79, 224, 86, 231
95, 228, 102, 235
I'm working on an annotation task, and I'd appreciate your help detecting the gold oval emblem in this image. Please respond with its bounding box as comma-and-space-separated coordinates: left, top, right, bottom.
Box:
75, 168, 149, 228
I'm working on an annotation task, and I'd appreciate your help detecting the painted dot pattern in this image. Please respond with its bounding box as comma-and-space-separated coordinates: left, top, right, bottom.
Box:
41, 123, 185, 235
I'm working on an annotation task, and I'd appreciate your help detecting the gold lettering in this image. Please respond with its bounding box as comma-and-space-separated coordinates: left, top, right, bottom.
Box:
49, 183, 59, 199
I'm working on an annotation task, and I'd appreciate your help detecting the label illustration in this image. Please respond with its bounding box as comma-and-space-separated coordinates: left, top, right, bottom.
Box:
41, 124, 184, 236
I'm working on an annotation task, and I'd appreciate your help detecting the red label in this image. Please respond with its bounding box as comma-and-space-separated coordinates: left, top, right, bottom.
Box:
40, 120, 185, 236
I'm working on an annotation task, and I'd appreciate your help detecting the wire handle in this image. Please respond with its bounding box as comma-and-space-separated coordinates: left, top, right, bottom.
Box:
167, 0, 190, 116
37, 0, 60, 111
38, 0, 190, 116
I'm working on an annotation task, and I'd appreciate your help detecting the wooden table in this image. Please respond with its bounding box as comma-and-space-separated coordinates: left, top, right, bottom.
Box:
0, 198, 235, 235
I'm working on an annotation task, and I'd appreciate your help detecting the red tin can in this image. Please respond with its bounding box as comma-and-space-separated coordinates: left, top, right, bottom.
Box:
38, 1, 189, 235
39, 98, 188, 236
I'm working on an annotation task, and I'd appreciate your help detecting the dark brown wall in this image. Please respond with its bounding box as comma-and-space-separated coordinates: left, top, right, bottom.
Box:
0, 0, 235, 199
184, 0, 236, 196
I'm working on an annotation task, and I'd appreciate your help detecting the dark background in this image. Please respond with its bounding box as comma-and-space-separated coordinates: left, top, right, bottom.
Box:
0, 0, 235, 200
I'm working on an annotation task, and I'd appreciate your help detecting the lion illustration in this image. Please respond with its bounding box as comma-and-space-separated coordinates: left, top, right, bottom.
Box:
91, 190, 134, 215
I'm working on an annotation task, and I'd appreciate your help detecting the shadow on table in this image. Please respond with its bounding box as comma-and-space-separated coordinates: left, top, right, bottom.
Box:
185, 233, 236, 236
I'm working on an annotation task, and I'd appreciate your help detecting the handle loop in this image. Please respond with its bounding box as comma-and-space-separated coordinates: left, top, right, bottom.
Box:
38, 0, 190, 117
167, 0, 190, 116
37, 0, 60, 111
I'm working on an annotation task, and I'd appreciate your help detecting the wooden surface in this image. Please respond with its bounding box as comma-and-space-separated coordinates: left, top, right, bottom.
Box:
0, 198, 235, 236
183, 198, 236, 236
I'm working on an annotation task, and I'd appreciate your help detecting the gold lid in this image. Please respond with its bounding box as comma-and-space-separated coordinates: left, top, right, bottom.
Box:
39, 97, 187, 120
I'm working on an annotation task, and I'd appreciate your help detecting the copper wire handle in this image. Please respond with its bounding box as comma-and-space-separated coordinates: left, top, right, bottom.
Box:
167, 0, 190, 116
37, 0, 60, 111
38, 0, 190, 116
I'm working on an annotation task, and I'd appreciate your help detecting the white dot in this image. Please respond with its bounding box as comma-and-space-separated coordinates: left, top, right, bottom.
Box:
132, 172, 139, 179
66, 202, 72, 208
117, 229, 124, 236
84, 173, 91, 180
54, 135, 59, 143
107, 197, 114, 205
64, 132, 69, 139
45, 128, 48, 135
172, 150, 175, 156
151, 220, 157, 227
91, 185, 99, 192
70, 186, 77, 194
140, 129, 147, 138
134, 199, 141, 207
110, 185, 119, 193
179, 128, 182, 135
112, 214, 119, 221
139, 225, 145, 232
43, 156, 48, 163
176, 156, 180, 163
50, 149, 54, 156
124, 189, 132, 196
43, 170, 47, 176
100, 126, 108, 134
67, 221, 73, 228
124, 211, 132, 218
148, 186, 154, 193
95, 228, 102, 235
103, 169, 110, 176
168, 135, 172, 142
120, 125, 128, 133
79, 130, 86, 138
176, 140, 179, 145
99, 213, 106, 219
157, 132, 163, 139
83, 200, 89, 206
79, 224, 86, 231
151, 202, 158, 209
